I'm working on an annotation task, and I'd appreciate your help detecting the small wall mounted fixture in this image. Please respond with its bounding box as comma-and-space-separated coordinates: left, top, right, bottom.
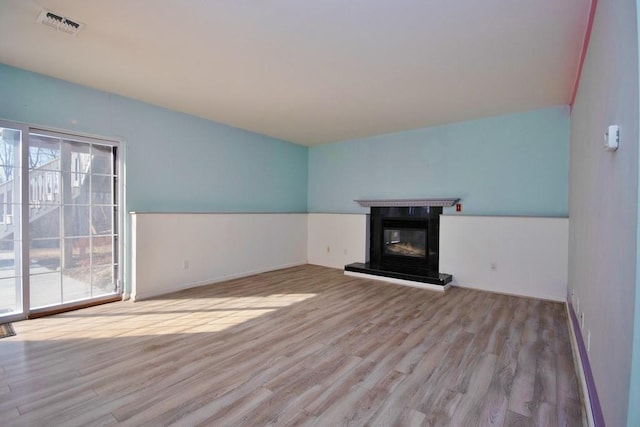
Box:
604, 125, 619, 152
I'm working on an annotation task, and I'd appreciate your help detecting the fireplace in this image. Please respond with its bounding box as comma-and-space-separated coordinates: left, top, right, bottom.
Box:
345, 199, 456, 288
370, 206, 440, 272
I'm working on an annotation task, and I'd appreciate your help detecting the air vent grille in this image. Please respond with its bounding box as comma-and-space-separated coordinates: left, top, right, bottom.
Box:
37, 9, 84, 36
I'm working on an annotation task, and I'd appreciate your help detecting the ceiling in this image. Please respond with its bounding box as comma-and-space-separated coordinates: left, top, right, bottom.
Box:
0, 1, 591, 146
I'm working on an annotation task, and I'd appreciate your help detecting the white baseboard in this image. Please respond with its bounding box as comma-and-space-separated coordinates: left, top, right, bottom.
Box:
450, 280, 565, 303
131, 261, 306, 301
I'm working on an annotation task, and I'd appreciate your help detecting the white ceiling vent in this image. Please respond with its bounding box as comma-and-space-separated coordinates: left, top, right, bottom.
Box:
37, 9, 84, 36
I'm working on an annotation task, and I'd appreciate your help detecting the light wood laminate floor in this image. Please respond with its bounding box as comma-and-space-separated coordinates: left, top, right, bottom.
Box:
0, 265, 585, 426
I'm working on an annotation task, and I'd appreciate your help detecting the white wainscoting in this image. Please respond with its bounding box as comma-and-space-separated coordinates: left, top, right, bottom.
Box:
440, 215, 569, 301
307, 213, 369, 269
131, 213, 308, 300
306, 213, 568, 301
131, 213, 567, 302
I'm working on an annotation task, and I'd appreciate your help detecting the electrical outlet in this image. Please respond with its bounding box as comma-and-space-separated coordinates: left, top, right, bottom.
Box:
490, 262, 497, 272
587, 330, 591, 353
183, 260, 189, 269
326, 246, 330, 253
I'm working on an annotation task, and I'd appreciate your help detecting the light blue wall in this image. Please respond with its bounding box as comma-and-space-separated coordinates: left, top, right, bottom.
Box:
0, 63, 308, 292
0, 64, 308, 213
308, 106, 569, 215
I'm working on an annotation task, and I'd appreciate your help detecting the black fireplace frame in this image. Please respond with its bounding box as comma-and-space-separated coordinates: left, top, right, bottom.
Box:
345, 201, 454, 286
370, 206, 441, 273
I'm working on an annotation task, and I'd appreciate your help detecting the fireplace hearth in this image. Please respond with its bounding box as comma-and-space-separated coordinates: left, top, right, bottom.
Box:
345, 199, 456, 288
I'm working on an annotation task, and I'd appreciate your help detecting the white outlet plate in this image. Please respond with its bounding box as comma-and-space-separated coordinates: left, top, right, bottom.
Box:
604, 125, 619, 151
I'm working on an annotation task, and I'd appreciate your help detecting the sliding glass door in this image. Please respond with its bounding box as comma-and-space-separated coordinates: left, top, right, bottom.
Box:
0, 121, 120, 321
29, 132, 119, 311
0, 123, 25, 321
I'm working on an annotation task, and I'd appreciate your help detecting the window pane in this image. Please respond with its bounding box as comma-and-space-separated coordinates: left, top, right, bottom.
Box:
0, 165, 15, 185
30, 206, 60, 239
92, 206, 113, 236
29, 171, 60, 205
63, 267, 91, 303
0, 276, 21, 314
92, 265, 115, 293
29, 171, 58, 206
0, 128, 20, 168
29, 134, 60, 171
62, 237, 90, 270
30, 272, 62, 308
92, 145, 113, 175
92, 236, 113, 266
62, 172, 90, 204
91, 174, 113, 204
64, 205, 90, 237
30, 239, 60, 274
0, 170, 21, 205
0, 240, 20, 279
0, 203, 19, 229
61, 140, 90, 173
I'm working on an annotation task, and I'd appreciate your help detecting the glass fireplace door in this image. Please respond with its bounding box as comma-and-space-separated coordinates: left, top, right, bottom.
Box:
383, 228, 427, 258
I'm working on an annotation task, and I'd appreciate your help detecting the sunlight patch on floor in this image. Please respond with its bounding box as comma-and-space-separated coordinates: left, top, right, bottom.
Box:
14, 293, 317, 339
